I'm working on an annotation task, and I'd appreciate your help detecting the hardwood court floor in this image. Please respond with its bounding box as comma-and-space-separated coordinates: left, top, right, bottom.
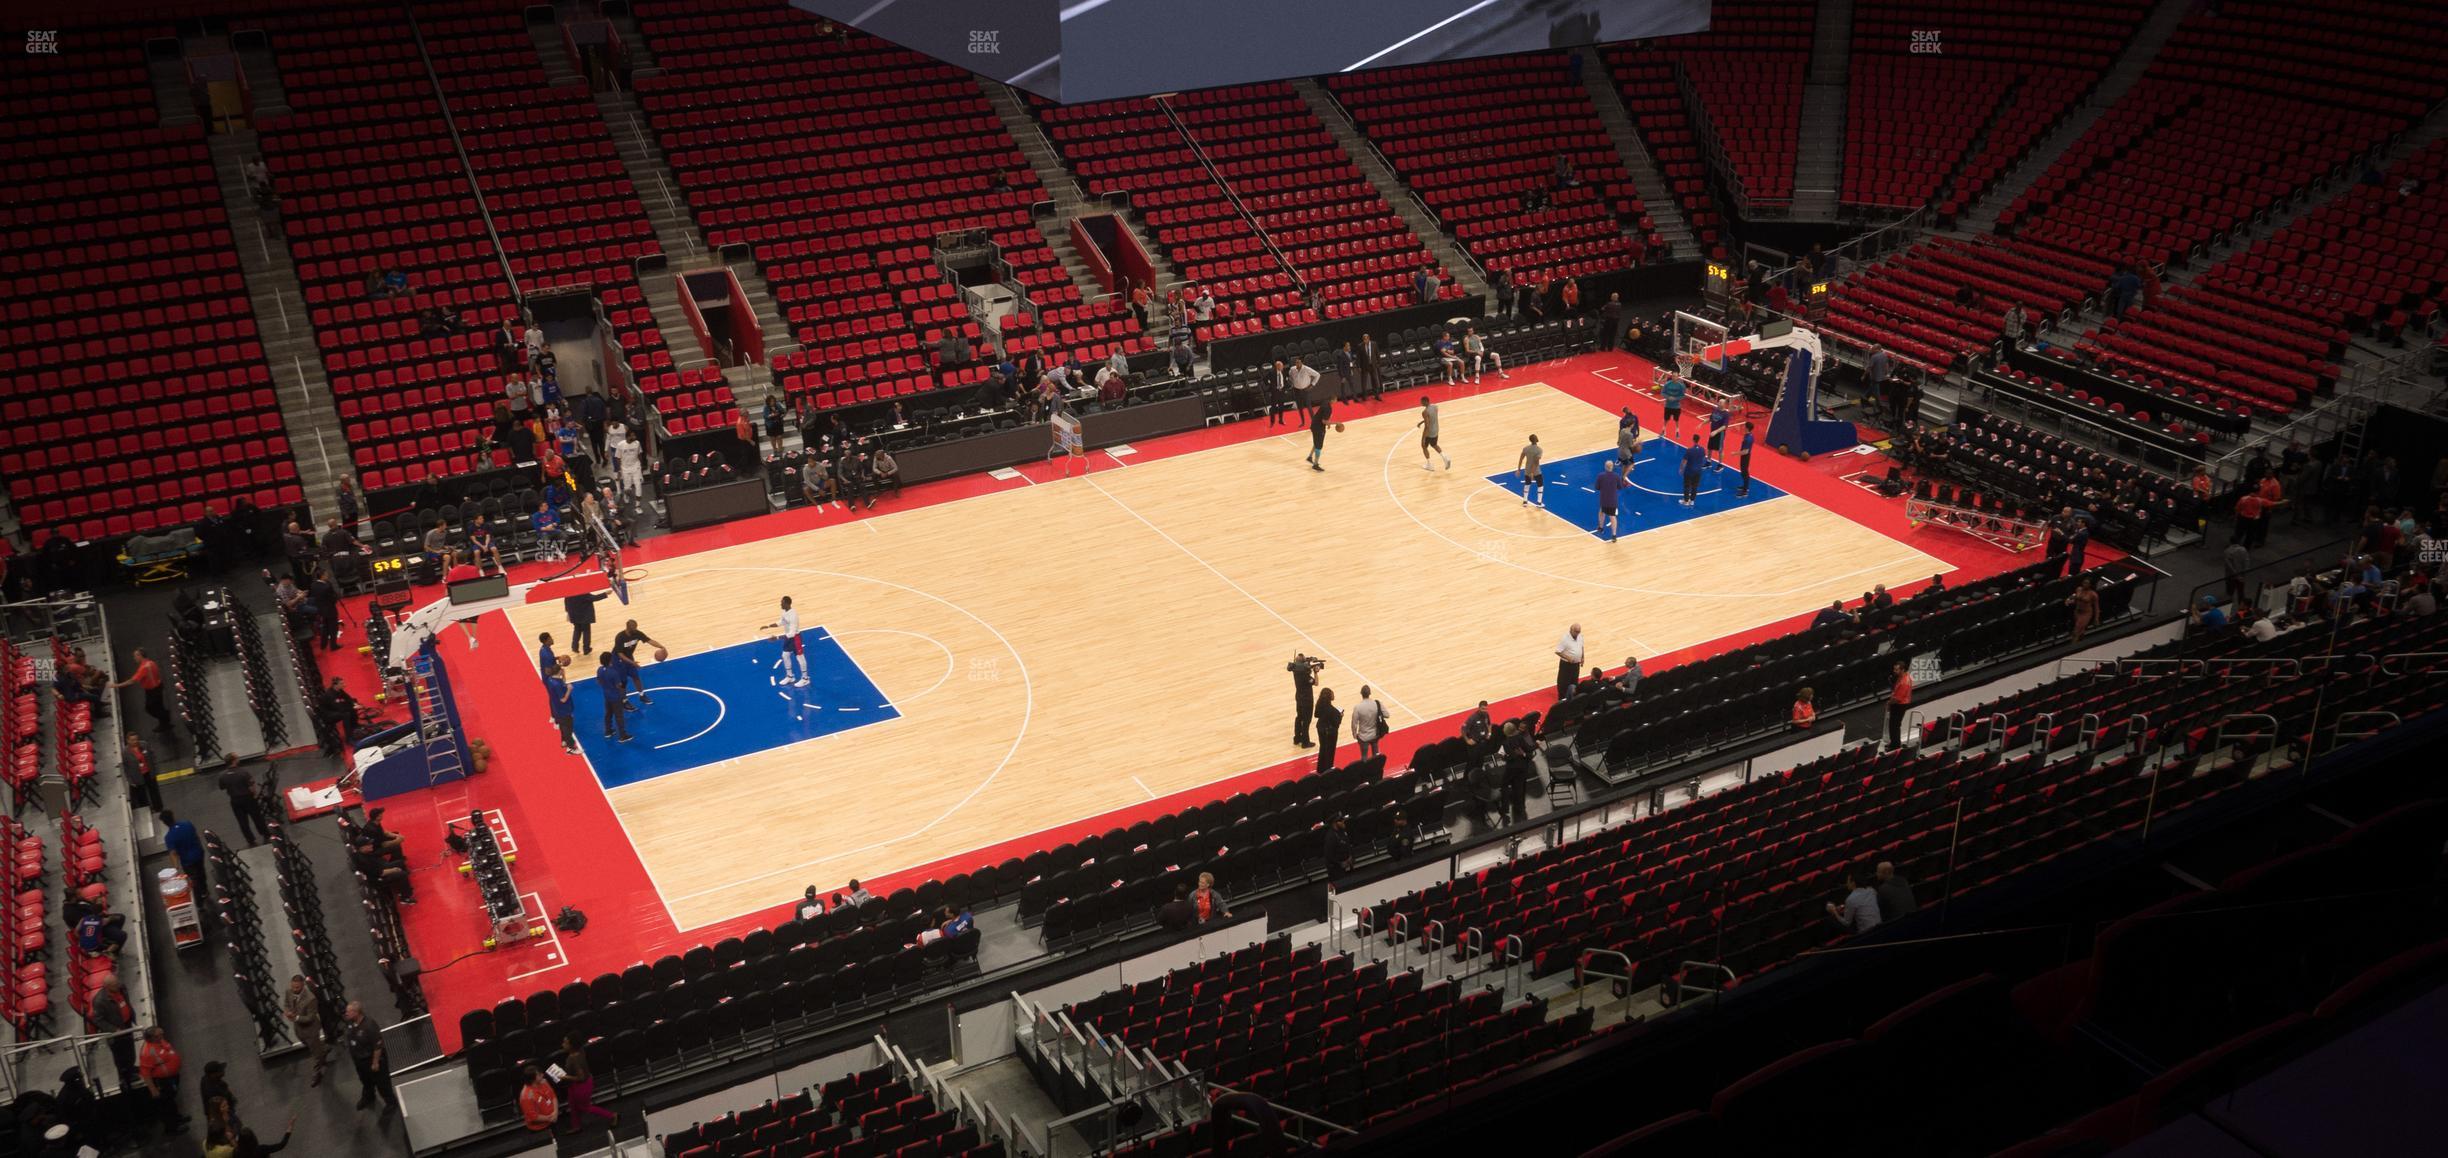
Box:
502, 383, 1949, 928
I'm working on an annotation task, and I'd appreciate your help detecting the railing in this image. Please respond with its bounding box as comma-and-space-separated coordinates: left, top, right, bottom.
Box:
1208, 1082, 1359, 1146
1151, 96, 1311, 304
1573, 949, 1635, 1012
1308, 82, 1494, 288
2206, 345, 2430, 486
1672, 61, 1747, 219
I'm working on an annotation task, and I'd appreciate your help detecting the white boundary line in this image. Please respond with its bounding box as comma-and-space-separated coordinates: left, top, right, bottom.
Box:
1079, 470, 1424, 727
643, 565, 1036, 919
641, 685, 725, 750
505, 890, 569, 981
1379, 388, 1944, 603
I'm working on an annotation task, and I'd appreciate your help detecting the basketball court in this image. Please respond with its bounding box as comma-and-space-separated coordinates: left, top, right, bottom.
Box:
384, 351, 2043, 1042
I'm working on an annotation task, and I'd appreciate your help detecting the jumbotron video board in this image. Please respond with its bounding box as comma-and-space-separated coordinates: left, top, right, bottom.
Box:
793, 0, 1711, 103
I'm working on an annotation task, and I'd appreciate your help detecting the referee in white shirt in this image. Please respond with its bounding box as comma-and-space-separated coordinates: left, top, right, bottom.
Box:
1555, 623, 1584, 700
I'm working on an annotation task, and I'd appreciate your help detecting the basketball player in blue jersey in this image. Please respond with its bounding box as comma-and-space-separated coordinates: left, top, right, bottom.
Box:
763, 595, 809, 687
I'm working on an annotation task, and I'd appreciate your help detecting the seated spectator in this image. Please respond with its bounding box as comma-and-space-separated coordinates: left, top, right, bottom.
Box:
1825, 864, 1881, 933
465, 520, 503, 575
917, 904, 974, 945
938, 329, 972, 367
1791, 687, 1816, 729
519, 1066, 557, 1133
796, 887, 826, 921
870, 450, 900, 499
1158, 885, 1195, 931
1811, 600, 1853, 629
416, 306, 469, 336
368, 266, 409, 299
75, 895, 128, 955
1874, 861, 1918, 922
531, 502, 562, 541
843, 879, 877, 907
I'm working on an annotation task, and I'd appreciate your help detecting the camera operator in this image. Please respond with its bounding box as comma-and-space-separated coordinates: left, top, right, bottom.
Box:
1287, 651, 1325, 749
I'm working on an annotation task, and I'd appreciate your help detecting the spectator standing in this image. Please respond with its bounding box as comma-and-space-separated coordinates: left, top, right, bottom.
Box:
1826, 866, 1882, 933
1559, 276, 1581, 323
124, 732, 166, 815
88, 974, 138, 1088
163, 811, 205, 889
110, 647, 173, 736
1356, 333, 1382, 400
2066, 578, 2102, 644
1791, 687, 1816, 729
282, 974, 329, 1086
2002, 302, 2026, 343
1886, 660, 1913, 748
1554, 623, 1585, 699
1500, 722, 1534, 824
218, 757, 267, 846
1349, 685, 1385, 760
1312, 687, 1343, 776
1598, 292, 1624, 350
342, 1002, 399, 1116
138, 1026, 189, 1130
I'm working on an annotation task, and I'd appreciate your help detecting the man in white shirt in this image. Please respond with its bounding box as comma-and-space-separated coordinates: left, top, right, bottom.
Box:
1554, 623, 1584, 700
1286, 357, 1320, 401
1193, 289, 1216, 322
1826, 865, 1882, 933
610, 424, 644, 500
764, 595, 809, 686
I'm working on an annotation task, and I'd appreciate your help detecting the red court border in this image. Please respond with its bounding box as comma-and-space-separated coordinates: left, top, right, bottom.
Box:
342, 352, 2105, 1049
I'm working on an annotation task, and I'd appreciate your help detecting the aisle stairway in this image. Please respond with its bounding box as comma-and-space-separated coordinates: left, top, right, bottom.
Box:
206, 129, 354, 524
1792, 0, 1854, 220
1290, 78, 1494, 304
1952, 0, 2194, 234
982, 79, 1182, 321
1572, 46, 1700, 261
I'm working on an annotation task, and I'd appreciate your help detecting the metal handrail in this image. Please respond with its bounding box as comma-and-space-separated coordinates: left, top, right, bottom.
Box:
2330, 710, 2401, 749
1423, 919, 1448, 979
1455, 926, 1488, 978
1206, 1082, 1360, 1138
1500, 934, 1527, 998
2379, 652, 2448, 675
1387, 913, 1411, 973
1152, 96, 1309, 301
1575, 948, 1635, 1011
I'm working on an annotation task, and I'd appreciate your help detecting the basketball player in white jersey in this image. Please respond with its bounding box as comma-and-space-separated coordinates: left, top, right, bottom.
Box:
763, 595, 809, 686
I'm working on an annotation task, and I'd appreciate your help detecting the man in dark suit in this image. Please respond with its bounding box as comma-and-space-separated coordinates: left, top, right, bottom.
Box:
1356, 334, 1382, 400
565, 590, 605, 654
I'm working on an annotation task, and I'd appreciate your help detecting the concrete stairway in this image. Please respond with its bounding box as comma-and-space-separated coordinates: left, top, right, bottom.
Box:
206, 129, 355, 523
524, 15, 585, 89
595, 88, 711, 266
147, 53, 201, 128
1791, 0, 1853, 220
1570, 46, 1699, 261
233, 36, 291, 116
1290, 78, 1493, 304
980, 80, 1182, 321
1953, 0, 2193, 234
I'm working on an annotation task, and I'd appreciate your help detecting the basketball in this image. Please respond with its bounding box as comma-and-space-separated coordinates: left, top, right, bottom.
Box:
1334, 422, 1346, 433
653, 647, 669, 662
